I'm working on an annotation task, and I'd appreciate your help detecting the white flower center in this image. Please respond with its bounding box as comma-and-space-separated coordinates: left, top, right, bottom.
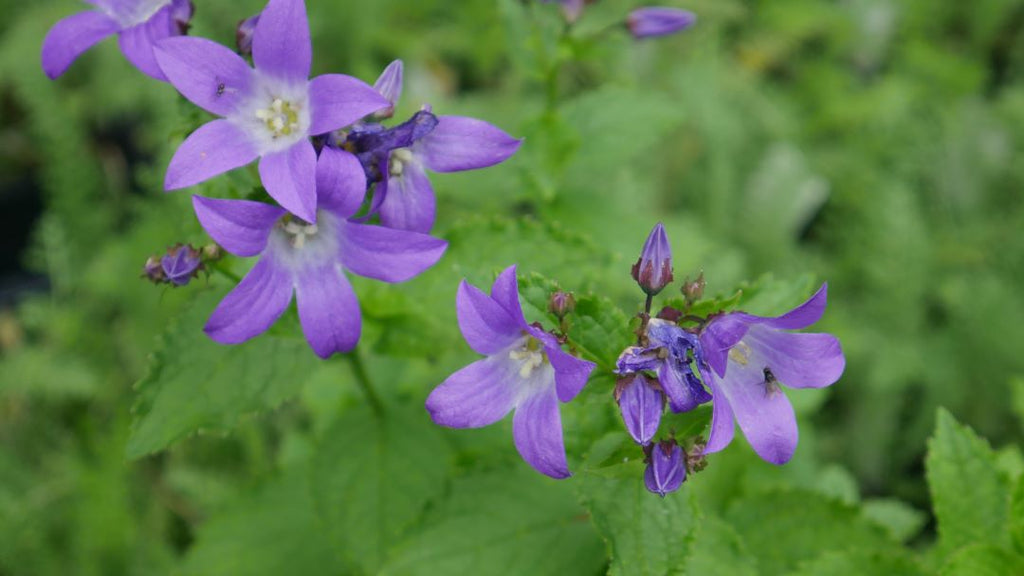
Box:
103, 0, 172, 28
389, 148, 414, 178
728, 341, 752, 366
255, 98, 303, 139
280, 218, 319, 250
231, 74, 311, 155
268, 211, 338, 271
509, 337, 547, 379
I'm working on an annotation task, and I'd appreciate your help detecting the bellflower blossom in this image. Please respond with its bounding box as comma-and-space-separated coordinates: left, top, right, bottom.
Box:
426, 266, 595, 479
154, 0, 391, 223
617, 319, 711, 414
331, 60, 522, 233
42, 0, 193, 80
699, 285, 845, 464
627, 7, 697, 39
191, 147, 447, 358
644, 439, 686, 497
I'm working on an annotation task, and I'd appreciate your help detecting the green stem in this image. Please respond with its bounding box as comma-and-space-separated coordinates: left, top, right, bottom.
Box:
347, 350, 384, 416
211, 260, 241, 284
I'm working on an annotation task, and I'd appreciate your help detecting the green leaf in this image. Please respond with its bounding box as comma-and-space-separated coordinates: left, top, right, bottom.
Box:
683, 514, 758, 576
181, 466, 344, 576
1011, 476, 1024, 553
862, 498, 928, 543
725, 489, 891, 575
127, 288, 319, 458
310, 404, 454, 574
939, 544, 1024, 576
925, 408, 1011, 556
577, 461, 699, 576
788, 550, 926, 576
381, 470, 605, 575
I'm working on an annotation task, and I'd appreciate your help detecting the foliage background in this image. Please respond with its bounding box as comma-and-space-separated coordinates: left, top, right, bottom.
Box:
1, 0, 1023, 574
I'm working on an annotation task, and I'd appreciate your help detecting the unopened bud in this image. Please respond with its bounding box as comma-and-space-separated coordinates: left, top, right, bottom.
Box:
161, 244, 202, 287
682, 273, 705, 304
615, 374, 664, 446
548, 290, 576, 319
237, 13, 260, 56
202, 243, 224, 262
644, 438, 686, 497
372, 60, 404, 120
631, 222, 673, 295
172, 0, 194, 35
627, 7, 697, 40
143, 256, 165, 284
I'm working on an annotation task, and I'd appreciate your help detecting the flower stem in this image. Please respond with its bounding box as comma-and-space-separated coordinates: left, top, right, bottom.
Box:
347, 350, 385, 417
210, 260, 241, 284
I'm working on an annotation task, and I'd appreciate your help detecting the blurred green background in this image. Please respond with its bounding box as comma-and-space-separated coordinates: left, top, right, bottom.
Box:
1, 0, 1023, 574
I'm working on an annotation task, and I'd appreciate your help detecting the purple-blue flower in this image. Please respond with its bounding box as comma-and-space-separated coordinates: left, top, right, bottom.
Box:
632, 222, 673, 295
699, 284, 845, 464
191, 147, 447, 358
236, 13, 260, 57
425, 266, 595, 479
645, 439, 686, 496
616, 319, 711, 413
331, 60, 522, 233
627, 7, 697, 39
154, 0, 391, 223
41, 0, 193, 80
161, 243, 202, 286
615, 374, 663, 445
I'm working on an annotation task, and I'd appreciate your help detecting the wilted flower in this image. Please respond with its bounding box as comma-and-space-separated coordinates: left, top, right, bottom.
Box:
161, 244, 202, 286
632, 223, 673, 295
236, 13, 260, 56
426, 266, 595, 479
42, 0, 194, 80
644, 439, 686, 496
615, 374, 664, 445
192, 147, 446, 357
616, 319, 711, 414
699, 284, 845, 464
154, 0, 390, 222
627, 7, 697, 39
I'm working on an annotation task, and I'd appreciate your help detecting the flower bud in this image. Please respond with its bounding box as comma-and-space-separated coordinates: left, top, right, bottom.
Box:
142, 256, 165, 284
548, 290, 576, 319
627, 7, 697, 39
202, 243, 224, 262
615, 374, 664, 445
682, 272, 705, 304
644, 439, 686, 497
236, 13, 260, 56
631, 223, 673, 295
172, 0, 195, 35
161, 244, 202, 287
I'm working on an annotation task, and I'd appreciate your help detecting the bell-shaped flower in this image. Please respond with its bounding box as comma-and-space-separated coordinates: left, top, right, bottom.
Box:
425, 266, 595, 479
644, 439, 686, 497
627, 7, 697, 39
615, 374, 664, 445
154, 0, 390, 223
616, 319, 711, 414
699, 284, 845, 464
42, 0, 193, 80
191, 147, 447, 358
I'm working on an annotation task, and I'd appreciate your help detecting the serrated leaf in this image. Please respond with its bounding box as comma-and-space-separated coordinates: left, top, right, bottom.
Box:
925, 408, 1011, 556
577, 461, 698, 576
381, 470, 605, 576
181, 466, 344, 576
310, 404, 454, 575
725, 489, 891, 575
788, 549, 926, 576
683, 514, 758, 576
127, 289, 319, 458
938, 544, 1024, 576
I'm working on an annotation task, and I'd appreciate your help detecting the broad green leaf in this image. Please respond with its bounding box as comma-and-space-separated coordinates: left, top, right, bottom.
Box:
127, 289, 319, 458
862, 498, 928, 543
938, 544, 1024, 576
578, 461, 699, 576
725, 489, 891, 575
925, 409, 1011, 556
1011, 476, 1024, 553
310, 404, 454, 575
381, 470, 605, 575
181, 466, 344, 576
683, 514, 757, 576
788, 550, 926, 576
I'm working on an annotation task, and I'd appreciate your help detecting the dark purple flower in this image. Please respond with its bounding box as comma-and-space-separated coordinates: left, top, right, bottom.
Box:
236, 13, 260, 56
632, 223, 673, 295
644, 439, 686, 496
425, 266, 595, 479
699, 284, 845, 464
191, 147, 447, 358
615, 374, 663, 445
41, 0, 194, 80
616, 319, 711, 413
336, 60, 521, 233
627, 7, 697, 39
161, 243, 202, 286
154, 0, 391, 223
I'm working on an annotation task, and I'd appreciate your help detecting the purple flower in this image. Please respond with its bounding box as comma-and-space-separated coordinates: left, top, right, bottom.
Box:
334, 60, 521, 233
372, 59, 403, 119
627, 7, 697, 39
191, 147, 447, 358
236, 13, 260, 57
644, 439, 686, 497
41, 0, 193, 80
616, 319, 711, 413
154, 0, 391, 223
161, 243, 202, 286
699, 284, 845, 464
425, 266, 595, 479
615, 374, 664, 445
632, 223, 673, 295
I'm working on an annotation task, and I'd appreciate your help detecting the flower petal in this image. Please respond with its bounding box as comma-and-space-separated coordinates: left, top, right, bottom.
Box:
258, 140, 318, 223
337, 222, 446, 283
41, 10, 119, 79
453, 279, 522, 355
418, 116, 522, 173
513, 385, 570, 479
703, 373, 735, 454
192, 196, 285, 257
658, 357, 711, 413
744, 283, 829, 331
295, 262, 361, 358
204, 256, 293, 345
155, 36, 254, 116
377, 161, 436, 233
547, 346, 594, 403
710, 360, 798, 465
165, 120, 260, 190
315, 146, 365, 219
489, 265, 527, 327
251, 0, 310, 84
373, 59, 403, 107
426, 356, 519, 429
744, 326, 845, 389
308, 74, 391, 135
700, 313, 751, 377
617, 376, 662, 445
117, 6, 175, 81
